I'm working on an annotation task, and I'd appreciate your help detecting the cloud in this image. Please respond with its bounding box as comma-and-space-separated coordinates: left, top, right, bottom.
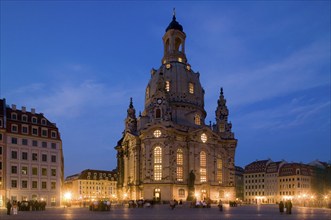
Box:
203, 38, 330, 107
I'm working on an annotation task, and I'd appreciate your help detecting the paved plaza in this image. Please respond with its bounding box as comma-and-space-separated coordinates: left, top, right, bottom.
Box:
1, 204, 330, 220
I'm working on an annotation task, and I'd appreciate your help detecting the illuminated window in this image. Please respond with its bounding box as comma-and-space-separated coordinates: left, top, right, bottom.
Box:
201, 133, 207, 143
154, 130, 161, 138
186, 65, 191, 71
176, 149, 183, 181
178, 57, 183, 62
165, 81, 170, 92
166, 64, 171, 69
195, 114, 201, 125
146, 86, 150, 99
217, 156, 223, 184
178, 189, 185, 197
154, 146, 162, 180
189, 83, 194, 94
200, 151, 207, 182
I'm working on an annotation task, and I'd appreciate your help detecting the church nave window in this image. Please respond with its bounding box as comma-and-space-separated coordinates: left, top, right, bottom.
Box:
217, 156, 223, 184
200, 151, 207, 182
154, 146, 162, 181
176, 149, 183, 181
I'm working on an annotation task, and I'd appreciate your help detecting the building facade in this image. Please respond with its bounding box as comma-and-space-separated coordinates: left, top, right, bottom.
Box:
0, 99, 63, 207
115, 13, 237, 203
64, 169, 117, 204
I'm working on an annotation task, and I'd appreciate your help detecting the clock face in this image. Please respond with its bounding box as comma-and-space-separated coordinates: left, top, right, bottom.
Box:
157, 98, 162, 104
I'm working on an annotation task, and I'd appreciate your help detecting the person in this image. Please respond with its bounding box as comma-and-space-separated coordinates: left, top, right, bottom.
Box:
288, 200, 292, 214
6, 201, 12, 215
170, 200, 176, 210
13, 201, 18, 215
279, 201, 284, 214
218, 200, 223, 212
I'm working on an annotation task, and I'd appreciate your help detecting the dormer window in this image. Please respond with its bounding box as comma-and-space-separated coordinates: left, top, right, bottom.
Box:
32, 117, 37, 124
22, 115, 28, 122
11, 113, 17, 120
41, 119, 47, 125
189, 83, 194, 94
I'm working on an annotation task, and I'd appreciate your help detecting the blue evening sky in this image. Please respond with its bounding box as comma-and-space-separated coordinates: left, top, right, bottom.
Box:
1, 1, 330, 177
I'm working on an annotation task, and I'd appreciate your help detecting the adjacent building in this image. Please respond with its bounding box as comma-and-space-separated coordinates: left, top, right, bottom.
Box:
235, 166, 244, 201
0, 99, 63, 207
64, 169, 117, 203
115, 13, 237, 202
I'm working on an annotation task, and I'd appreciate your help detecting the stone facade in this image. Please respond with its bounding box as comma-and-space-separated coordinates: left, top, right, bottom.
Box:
115, 14, 237, 202
64, 169, 117, 203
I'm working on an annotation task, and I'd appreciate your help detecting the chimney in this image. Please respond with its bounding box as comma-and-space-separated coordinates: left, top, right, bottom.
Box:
22, 106, 26, 113
31, 108, 36, 114
12, 104, 16, 110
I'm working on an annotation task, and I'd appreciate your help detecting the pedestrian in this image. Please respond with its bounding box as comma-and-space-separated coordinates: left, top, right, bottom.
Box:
288, 200, 292, 214
279, 201, 284, 214
218, 200, 223, 212
6, 201, 12, 215
13, 201, 18, 215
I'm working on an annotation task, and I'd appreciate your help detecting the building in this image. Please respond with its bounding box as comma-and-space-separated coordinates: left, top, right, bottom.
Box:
278, 163, 312, 205
243, 159, 272, 204
0, 99, 63, 207
309, 160, 331, 205
265, 160, 286, 204
115, 13, 237, 202
64, 169, 118, 204
235, 166, 244, 201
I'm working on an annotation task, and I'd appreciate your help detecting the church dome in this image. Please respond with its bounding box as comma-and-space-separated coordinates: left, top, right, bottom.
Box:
165, 15, 183, 32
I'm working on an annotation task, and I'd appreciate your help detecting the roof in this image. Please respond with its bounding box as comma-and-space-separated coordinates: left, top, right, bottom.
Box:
279, 163, 311, 176
266, 161, 286, 173
166, 15, 183, 32
244, 159, 272, 173
65, 169, 118, 181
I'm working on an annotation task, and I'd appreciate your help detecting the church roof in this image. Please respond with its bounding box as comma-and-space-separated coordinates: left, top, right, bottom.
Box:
166, 15, 183, 32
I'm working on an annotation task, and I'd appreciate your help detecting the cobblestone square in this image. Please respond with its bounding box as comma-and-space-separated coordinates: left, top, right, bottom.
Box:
1, 204, 331, 220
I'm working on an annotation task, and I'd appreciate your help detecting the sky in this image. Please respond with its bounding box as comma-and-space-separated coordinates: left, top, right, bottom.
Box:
1, 1, 330, 177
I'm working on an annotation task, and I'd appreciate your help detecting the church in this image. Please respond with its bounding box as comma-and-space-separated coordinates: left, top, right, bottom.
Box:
115, 12, 237, 202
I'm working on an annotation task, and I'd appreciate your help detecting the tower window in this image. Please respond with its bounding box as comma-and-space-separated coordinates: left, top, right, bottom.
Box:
178, 57, 183, 62
195, 114, 201, 125
153, 130, 161, 138
146, 86, 150, 99
165, 81, 170, 92
189, 83, 194, 94
155, 109, 161, 119
201, 133, 207, 143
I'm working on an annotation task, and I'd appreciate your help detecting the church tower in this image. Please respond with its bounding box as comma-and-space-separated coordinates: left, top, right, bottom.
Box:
115, 12, 237, 202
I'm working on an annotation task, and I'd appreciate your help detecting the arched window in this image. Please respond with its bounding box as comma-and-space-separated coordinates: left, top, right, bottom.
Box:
200, 151, 207, 182
195, 114, 201, 125
175, 37, 182, 51
217, 155, 223, 184
154, 146, 162, 180
176, 149, 183, 181
178, 189, 185, 197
